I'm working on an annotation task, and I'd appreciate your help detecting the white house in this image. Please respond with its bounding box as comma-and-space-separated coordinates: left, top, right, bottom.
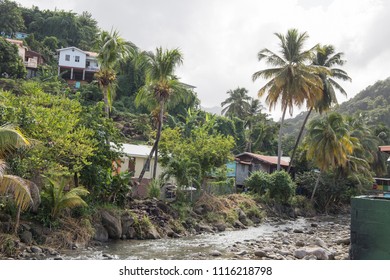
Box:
57, 47, 99, 86
112, 143, 175, 198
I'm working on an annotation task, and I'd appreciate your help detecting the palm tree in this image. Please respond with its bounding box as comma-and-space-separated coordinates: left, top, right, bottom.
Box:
96, 29, 134, 117
42, 176, 89, 220
221, 87, 251, 119
0, 125, 32, 233
287, 45, 352, 171
252, 28, 325, 170
305, 113, 356, 202
244, 98, 265, 152
136, 47, 187, 181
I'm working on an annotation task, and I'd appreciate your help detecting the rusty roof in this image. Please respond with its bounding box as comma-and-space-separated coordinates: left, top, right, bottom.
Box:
235, 152, 290, 167
379, 146, 390, 153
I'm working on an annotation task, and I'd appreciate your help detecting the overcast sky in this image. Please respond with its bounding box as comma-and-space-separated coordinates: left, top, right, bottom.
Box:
15, 0, 390, 120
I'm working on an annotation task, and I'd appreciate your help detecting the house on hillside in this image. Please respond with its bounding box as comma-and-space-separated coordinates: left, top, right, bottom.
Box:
5, 38, 44, 78
235, 152, 290, 188
111, 143, 173, 198
57, 46, 99, 88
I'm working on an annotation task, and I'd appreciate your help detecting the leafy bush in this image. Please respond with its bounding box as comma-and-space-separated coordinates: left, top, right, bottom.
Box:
245, 171, 272, 195
269, 171, 295, 203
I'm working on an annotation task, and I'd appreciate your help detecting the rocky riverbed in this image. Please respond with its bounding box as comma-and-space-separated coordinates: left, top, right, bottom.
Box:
219, 215, 350, 260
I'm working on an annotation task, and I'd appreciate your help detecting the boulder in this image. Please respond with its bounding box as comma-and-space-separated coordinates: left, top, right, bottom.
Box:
144, 225, 161, 239
20, 231, 33, 245
335, 238, 350, 245
100, 210, 122, 239
210, 250, 222, 257
294, 249, 307, 259
121, 213, 136, 238
30, 246, 42, 254
93, 224, 109, 242
215, 223, 227, 232
195, 223, 214, 233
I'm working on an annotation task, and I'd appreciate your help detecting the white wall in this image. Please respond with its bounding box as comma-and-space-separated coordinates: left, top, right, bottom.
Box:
58, 48, 86, 68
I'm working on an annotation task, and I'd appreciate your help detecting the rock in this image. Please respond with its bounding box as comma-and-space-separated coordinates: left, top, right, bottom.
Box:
145, 225, 161, 239
254, 250, 268, 258
310, 248, 330, 260
293, 228, 304, 233
30, 246, 42, 254
210, 250, 222, 257
335, 238, 350, 245
100, 210, 122, 239
167, 231, 181, 238
103, 253, 114, 259
20, 231, 33, 245
233, 220, 247, 229
121, 213, 136, 238
294, 249, 307, 259
236, 250, 247, 256
54, 257, 63, 260
313, 238, 327, 248
311, 223, 319, 227
93, 224, 109, 242
215, 223, 227, 232
195, 223, 214, 233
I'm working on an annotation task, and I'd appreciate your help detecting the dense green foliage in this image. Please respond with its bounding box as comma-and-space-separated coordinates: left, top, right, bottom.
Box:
244, 171, 272, 195
0, 37, 26, 78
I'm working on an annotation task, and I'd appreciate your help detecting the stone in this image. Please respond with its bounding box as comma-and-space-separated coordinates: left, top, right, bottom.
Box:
145, 225, 161, 239
20, 231, 33, 245
215, 223, 227, 232
195, 223, 214, 233
311, 223, 319, 228
295, 241, 305, 247
293, 228, 304, 233
294, 249, 307, 259
210, 250, 222, 257
310, 248, 329, 260
335, 238, 350, 245
100, 210, 122, 239
236, 250, 247, 256
93, 224, 109, 242
121, 213, 136, 238
30, 246, 42, 254
254, 250, 268, 258
314, 238, 327, 248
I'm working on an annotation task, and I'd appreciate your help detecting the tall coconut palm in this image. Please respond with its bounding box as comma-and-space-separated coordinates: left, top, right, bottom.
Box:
0, 125, 32, 233
136, 47, 187, 181
221, 87, 251, 119
252, 29, 325, 170
305, 113, 356, 202
287, 44, 351, 172
96, 29, 134, 117
244, 98, 265, 152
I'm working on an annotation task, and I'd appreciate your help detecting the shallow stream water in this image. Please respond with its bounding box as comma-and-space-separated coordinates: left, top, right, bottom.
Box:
59, 217, 312, 260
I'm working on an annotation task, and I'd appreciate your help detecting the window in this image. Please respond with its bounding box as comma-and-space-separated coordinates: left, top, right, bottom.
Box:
145, 159, 150, 172
65, 54, 70, 61
75, 56, 80, 62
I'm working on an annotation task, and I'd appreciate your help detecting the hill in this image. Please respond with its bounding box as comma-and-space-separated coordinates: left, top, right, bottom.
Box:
283, 77, 390, 138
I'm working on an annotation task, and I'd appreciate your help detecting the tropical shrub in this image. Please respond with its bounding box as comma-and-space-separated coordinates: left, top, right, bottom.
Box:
147, 179, 161, 199
245, 171, 272, 195
269, 171, 295, 203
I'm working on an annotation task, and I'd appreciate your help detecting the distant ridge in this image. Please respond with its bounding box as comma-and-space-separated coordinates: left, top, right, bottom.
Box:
201, 106, 222, 115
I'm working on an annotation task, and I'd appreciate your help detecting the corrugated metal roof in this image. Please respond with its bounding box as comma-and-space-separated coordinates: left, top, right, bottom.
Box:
111, 143, 152, 158
236, 152, 290, 167
379, 146, 390, 153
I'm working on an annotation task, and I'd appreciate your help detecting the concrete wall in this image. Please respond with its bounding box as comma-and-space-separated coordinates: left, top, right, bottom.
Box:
58, 48, 86, 68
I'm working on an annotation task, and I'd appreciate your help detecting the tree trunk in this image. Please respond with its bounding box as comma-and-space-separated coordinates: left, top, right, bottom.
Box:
152, 101, 164, 179
277, 106, 287, 171
103, 86, 110, 118
138, 141, 157, 183
74, 172, 79, 187
287, 108, 313, 172
311, 170, 322, 203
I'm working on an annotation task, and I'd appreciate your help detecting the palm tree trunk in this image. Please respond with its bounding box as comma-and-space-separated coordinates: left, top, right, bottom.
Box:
138, 141, 157, 183
152, 101, 164, 179
311, 170, 322, 203
287, 107, 313, 172
103, 86, 110, 118
277, 106, 287, 171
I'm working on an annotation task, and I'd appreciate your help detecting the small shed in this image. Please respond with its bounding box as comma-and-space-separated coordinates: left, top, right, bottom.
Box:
235, 152, 290, 187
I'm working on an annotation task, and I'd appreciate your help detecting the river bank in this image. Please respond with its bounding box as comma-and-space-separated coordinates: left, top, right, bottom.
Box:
0, 194, 351, 260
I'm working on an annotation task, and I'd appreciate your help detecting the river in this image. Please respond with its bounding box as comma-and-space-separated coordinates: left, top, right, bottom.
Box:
57, 216, 350, 260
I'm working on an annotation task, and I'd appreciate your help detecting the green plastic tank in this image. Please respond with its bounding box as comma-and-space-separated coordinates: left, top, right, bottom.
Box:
350, 195, 390, 259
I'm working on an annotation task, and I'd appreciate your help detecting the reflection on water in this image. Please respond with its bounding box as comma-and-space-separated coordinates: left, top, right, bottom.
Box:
60, 218, 309, 260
